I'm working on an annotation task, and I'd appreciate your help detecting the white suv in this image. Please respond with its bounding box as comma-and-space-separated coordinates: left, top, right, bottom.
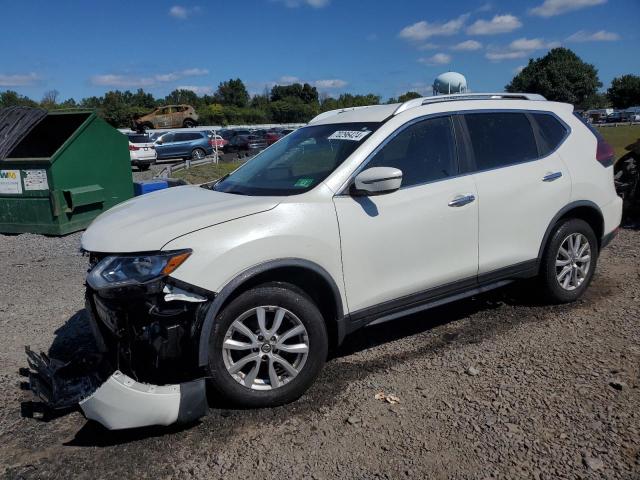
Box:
34, 93, 623, 430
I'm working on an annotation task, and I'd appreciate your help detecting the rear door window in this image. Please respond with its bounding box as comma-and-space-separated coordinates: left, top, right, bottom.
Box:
464, 112, 538, 171
532, 113, 568, 157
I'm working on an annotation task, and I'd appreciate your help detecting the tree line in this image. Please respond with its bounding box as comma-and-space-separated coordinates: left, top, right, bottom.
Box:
1, 48, 638, 127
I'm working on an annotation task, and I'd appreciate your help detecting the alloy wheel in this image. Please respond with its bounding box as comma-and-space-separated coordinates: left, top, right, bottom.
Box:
555, 233, 591, 291
222, 306, 310, 390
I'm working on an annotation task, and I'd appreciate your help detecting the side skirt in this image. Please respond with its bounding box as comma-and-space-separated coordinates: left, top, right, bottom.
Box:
342, 259, 538, 335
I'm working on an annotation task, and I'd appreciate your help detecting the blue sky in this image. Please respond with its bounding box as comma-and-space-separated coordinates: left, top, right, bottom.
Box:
0, 0, 638, 101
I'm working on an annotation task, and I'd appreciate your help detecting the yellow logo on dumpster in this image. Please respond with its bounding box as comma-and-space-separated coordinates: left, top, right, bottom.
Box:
0, 171, 17, 179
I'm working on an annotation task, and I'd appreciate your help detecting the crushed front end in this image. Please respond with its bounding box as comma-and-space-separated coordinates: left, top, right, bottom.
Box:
23, 250, 212, 430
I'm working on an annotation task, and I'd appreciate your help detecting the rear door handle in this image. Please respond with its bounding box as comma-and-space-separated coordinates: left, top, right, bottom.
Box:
448, 194, 476, 207
543, 171, 562, 182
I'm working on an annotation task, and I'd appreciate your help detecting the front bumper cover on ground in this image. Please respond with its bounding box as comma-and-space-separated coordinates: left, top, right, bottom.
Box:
23, 348, 208, 430
79, 371, 207, 430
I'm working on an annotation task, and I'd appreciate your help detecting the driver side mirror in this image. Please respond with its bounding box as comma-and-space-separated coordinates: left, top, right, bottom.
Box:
352, 167, 402, 196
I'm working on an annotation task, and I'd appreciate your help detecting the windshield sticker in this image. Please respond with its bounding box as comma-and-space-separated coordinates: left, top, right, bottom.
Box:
327, 130, 371, 142
294, 178, 315, 188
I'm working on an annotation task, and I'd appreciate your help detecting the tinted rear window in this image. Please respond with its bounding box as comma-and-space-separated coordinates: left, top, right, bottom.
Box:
533, 113, 567, 156
127, 134, 151, 143
465, 112, 538, 170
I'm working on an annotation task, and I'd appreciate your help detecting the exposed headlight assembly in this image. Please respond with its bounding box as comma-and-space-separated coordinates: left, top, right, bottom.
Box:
87, 250, 191, 291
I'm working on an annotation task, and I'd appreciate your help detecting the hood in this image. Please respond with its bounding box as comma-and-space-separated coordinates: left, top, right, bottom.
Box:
81, 185, 279, 252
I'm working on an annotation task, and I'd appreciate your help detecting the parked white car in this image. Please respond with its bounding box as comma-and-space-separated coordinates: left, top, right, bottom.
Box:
126, 132, 157, 170
28, 93, 623, 430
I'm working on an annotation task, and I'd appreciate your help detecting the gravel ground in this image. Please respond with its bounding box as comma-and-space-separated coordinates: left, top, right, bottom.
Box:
0, 228, 639, 480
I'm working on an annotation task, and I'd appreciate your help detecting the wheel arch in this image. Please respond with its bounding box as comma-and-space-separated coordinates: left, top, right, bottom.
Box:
197, 258, 345, 367
537, 200, 604, 261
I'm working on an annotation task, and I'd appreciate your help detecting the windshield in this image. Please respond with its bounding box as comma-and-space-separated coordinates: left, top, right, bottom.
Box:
212, 122, 379, 196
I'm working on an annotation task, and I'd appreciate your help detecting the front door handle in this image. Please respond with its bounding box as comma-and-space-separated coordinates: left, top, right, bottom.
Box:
543, 171, 562, 182
448, 194, 476, 207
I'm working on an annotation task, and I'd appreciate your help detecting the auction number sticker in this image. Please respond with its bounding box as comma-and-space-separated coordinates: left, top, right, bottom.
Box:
0, 170, 22, 194
328, 130, 371, 141
23, 169, 49, 191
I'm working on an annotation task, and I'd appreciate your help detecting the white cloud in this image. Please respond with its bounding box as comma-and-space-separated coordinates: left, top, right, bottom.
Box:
277, 76, 301, 84
399, 14, 469, 41
451, 40, 483, 51
90, 68, 208, 88
567, 30, 620, 42
466, 14, 522, 35
274, 0, 330, 8
0, 72, 39, 87
477, 2, 493, 12
418, 43, 440, 50
529, 0, 606, 17
514, 65, 526, 74
485, 37, 559, 62
177, 85, 213, 95
314, 79, 348, 89
485, 50, 529, 61
418, 53, 452, 66
169, 5, 201, 19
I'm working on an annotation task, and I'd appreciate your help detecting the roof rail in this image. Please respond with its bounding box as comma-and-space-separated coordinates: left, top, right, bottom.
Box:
393, 92, 547, 116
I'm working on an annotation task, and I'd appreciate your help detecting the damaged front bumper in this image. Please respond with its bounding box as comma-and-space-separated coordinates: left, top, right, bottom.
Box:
80, 371, 207, 430
23, 347, 208, 430
23, 258, 215, 430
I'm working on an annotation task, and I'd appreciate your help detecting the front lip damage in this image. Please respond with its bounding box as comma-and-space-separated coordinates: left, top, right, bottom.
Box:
79, 371, 207, 430
23, 348, 208, 430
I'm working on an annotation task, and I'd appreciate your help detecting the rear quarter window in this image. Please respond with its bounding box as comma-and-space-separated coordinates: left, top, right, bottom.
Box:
532, 113, 568, 157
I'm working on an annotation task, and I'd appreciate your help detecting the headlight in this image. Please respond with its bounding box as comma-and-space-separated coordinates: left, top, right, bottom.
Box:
87, 250, 191, 291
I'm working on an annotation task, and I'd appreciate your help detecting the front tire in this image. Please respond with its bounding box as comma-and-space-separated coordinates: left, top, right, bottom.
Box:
539, 218, 598, 303
207, 283, 328, 407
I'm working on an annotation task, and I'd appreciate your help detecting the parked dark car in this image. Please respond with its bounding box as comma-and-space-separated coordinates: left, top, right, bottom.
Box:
154, 131, 213, 160
223, 133, 267, 153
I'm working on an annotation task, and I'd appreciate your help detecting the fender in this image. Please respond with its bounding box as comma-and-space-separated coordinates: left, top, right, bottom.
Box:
197, 258, 344, 367
536, 200, 603, 261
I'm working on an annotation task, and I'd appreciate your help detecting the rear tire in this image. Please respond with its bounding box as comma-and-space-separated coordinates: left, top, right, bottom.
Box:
207, 283, 328, 408
183, 119, 197, 128
539, 218, 598, 303
191, 148, 206, 160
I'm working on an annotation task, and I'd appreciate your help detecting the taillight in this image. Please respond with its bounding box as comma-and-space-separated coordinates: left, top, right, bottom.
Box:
129, 144, 140, 151
596, 137, 615, 167
208, 139, 215, 147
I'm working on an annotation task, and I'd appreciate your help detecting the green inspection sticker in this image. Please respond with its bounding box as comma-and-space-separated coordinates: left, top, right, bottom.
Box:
294, 178, 314, 188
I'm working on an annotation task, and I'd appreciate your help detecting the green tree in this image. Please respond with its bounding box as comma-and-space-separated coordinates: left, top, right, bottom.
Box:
0, 90, 38, 108
397, 91, 421, 103
164, 88, 199, 107
270, 83, 319, 104
214, 78, 249, 108
506, 48, 601, 108
607, 74, 640, 109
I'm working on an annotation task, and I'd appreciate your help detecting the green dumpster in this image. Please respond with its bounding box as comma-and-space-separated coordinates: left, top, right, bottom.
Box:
0, 107, 133, 235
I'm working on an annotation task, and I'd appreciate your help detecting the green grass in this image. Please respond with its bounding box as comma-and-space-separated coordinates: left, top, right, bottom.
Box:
596, 125, 640, 162
171, 161, 244, 184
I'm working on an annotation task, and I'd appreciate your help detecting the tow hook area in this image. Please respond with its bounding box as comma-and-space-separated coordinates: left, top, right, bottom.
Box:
21, 347, 208, 430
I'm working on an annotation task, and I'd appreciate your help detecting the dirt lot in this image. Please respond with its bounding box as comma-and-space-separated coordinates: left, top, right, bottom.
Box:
0, 228, 639, 480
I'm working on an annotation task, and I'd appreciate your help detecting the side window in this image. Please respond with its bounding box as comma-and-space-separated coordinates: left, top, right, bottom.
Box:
156, 108, 166, 116
465, 112, 538, 170
160, 133, 174, 143
174, 133, 193, 142
366, 116, 457, 188
532, 113, 568, 156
